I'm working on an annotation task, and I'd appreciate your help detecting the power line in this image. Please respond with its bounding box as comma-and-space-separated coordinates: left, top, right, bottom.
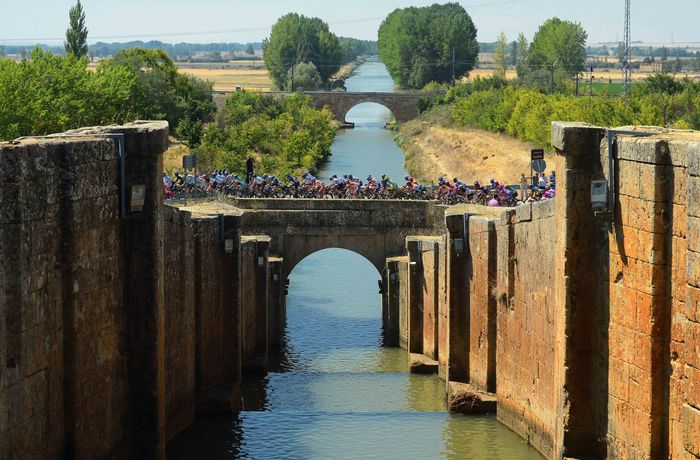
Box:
1, 0, 536, 43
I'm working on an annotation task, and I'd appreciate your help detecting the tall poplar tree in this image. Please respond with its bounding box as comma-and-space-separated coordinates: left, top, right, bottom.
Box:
516, 33, 529, 78
65, 0, 88, 59
493, 32, 508, 78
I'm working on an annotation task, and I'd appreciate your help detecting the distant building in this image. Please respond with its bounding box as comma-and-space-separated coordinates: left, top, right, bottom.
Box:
639, 62, 663, 72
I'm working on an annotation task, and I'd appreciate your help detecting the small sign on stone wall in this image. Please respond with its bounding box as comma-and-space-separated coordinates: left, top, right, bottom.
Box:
129, 184, 146, 212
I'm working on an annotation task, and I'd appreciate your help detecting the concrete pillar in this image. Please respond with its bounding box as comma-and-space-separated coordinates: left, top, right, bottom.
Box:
551, 122, 608, 459
384, 259, 401, 347
118, 122, 169, 459
446, 214, 470, 383
267, 257, 284, 348
240, 236, 270, 372
407, 239, 423, 355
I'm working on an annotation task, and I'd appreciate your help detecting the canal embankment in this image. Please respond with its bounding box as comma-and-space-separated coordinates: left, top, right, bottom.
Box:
395, 105, 536, 184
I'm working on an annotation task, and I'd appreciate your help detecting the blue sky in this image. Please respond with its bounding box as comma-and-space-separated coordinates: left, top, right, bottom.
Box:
1, 0, 698, 45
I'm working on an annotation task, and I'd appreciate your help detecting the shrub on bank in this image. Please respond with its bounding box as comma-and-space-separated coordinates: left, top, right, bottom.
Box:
195, 91, 336, 176
449, 77, 700, 149
0, 47, 215, 141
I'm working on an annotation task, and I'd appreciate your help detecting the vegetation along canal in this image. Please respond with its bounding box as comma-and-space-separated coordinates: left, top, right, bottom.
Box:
168, 59, 541, 459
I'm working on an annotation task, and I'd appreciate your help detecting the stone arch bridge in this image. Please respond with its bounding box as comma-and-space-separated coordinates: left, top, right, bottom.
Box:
227, 198, 446, 280
214, 90, 426, 123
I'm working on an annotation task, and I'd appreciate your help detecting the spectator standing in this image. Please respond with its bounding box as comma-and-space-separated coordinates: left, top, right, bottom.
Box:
246, 157, 255, 184
519, 173, 528, 201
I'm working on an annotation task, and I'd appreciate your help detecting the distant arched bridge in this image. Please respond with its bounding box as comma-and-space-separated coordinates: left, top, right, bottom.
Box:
214, 90, 426, 123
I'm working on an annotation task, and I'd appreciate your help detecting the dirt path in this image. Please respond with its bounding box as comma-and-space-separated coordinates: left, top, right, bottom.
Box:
396, 106, 539, 185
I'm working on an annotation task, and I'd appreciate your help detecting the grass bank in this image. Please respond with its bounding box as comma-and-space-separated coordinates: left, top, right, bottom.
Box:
395, 105, 534, 185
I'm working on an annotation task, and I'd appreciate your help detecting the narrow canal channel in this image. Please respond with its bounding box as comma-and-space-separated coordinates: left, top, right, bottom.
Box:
168, 59, 541, 459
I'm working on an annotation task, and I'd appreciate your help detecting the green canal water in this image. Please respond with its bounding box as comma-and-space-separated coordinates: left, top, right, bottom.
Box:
167, 60, 542, 459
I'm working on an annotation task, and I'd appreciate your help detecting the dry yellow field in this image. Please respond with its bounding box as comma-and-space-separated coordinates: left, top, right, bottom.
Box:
466, 67, 700, 82
178, 67, 273, 91
87, 62, 274, 91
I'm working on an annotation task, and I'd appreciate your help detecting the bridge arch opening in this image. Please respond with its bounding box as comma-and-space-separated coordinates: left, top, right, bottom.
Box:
284, 248, 386, 356
345, 102, 395, 128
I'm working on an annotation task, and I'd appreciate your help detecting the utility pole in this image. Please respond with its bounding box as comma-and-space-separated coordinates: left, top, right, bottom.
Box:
623, 0, 632, 96
451, 47, 456, 84
550, 59, 558, 93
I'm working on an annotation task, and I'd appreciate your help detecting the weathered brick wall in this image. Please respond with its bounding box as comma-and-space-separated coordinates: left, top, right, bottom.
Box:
467, 216, 497, 392
1, 138, 128, 458
163, 206, 195, 441
605, 134, 700, 459
495, 199, 557, 457
395, 257, 410, 350
1, 140, 63, 458
1, 122, 170, 459
192, 215, 236, 391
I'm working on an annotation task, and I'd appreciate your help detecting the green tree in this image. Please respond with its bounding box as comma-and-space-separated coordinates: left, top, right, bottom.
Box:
64, 0, 88, 59
494, 32, 508, 78
661, 46, 668, 61
262, 13, 343, 89
98, 48, 215, 128
337, 37, 378, 62
287, 61, 322, 90
510, 41, 518, 66
245, 43, 255, 55
525, 18, 587, 92
674, 54, 682, 72
378, 3, 479, 88
176, 116, 204, 148
516, 33, 529, 79
197, 91, 335, 175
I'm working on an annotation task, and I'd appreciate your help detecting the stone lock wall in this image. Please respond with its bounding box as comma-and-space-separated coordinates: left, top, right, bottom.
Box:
603, 133, 700, 459
240, 236, 271, 371
4, 120, 700, 460
467, 217, 497, 392
395, 125, 700, 460
0, 122, 168, 459
405, 237, 447, 361
163, 206, 196, 441
495, 200, 558, 457
162, 205, 242, 422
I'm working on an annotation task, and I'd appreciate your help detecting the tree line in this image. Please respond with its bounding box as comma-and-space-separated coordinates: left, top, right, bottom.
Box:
0, 47, 216, 141
436, 73, 700, 149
